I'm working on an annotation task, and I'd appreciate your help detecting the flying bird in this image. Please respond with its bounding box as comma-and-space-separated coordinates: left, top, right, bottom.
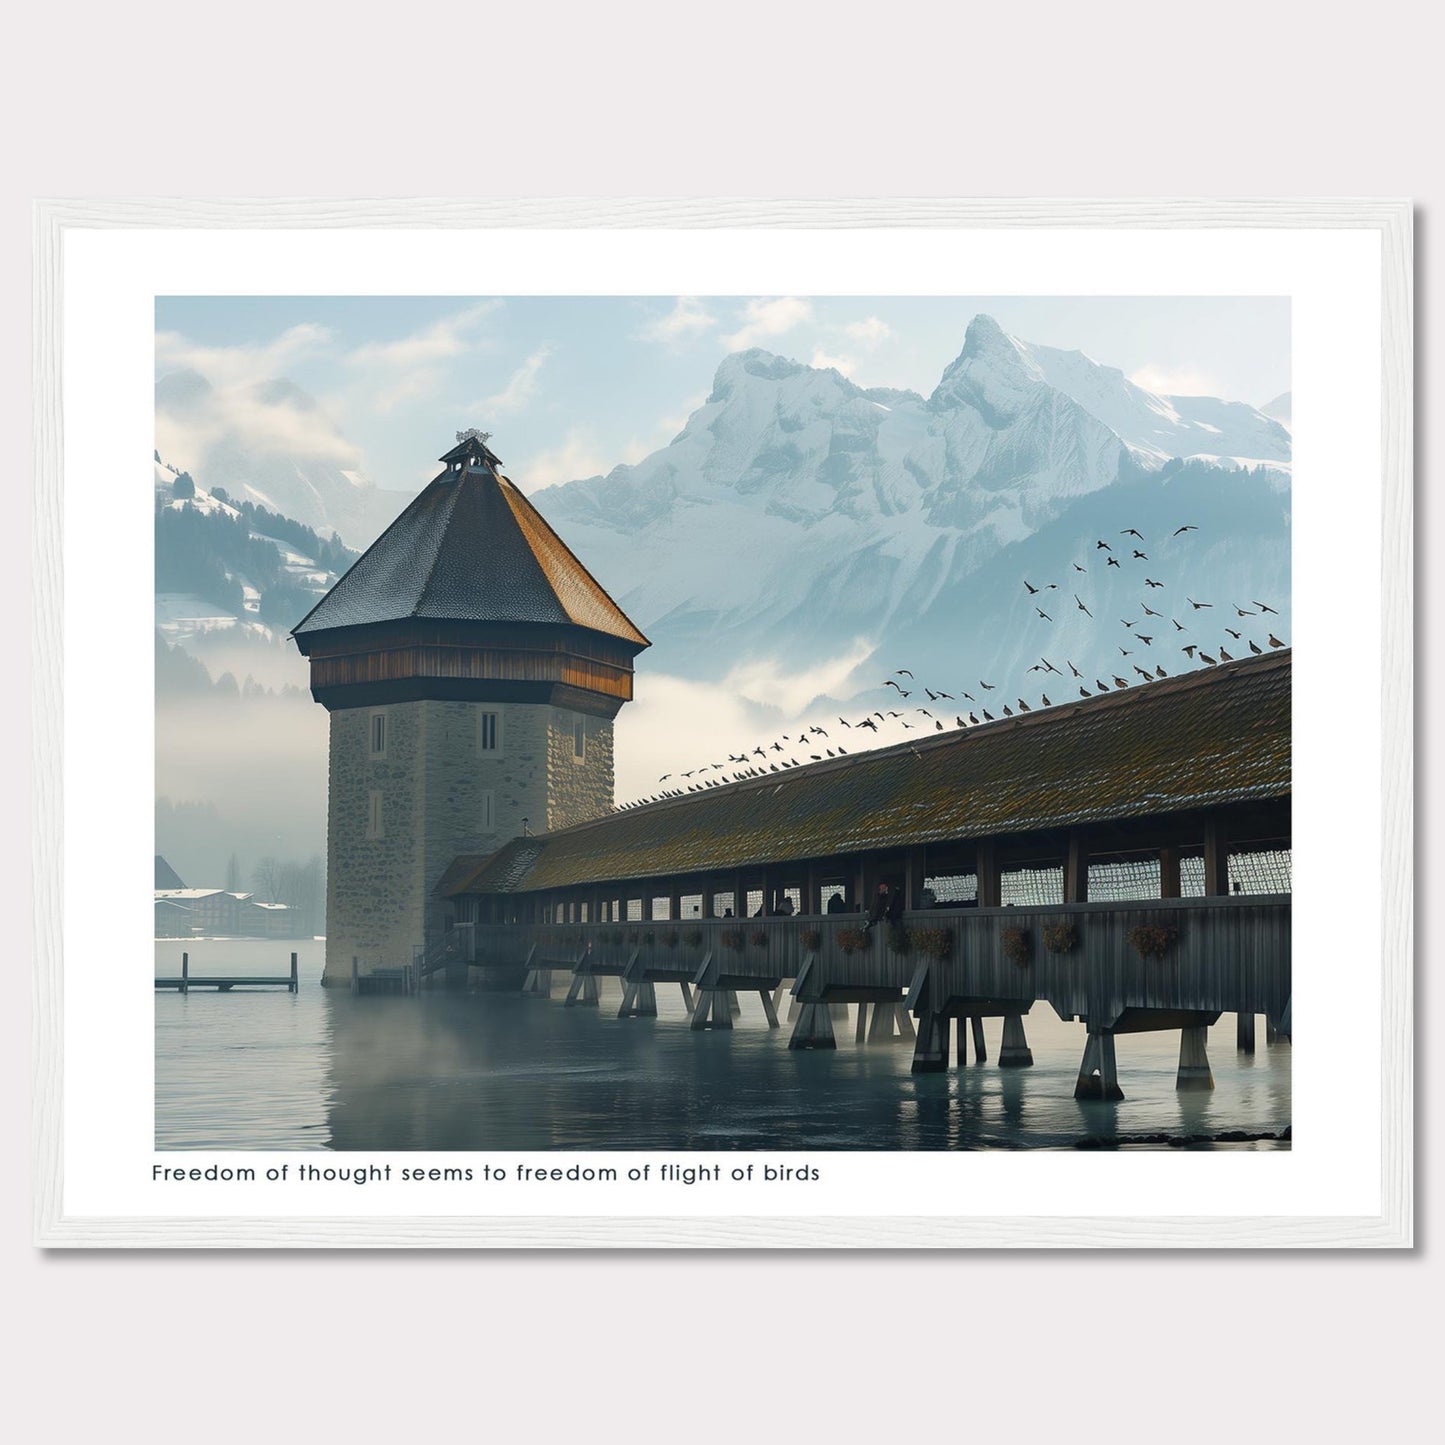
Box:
1119, 646, 1131, 656
1173, 525, 1199, 536
1254, 601, 1279, 615
1225, 628, 1242, 640
1173, 618, 1187, 631
980, 680, 996, 690
1096, 540, 1112, 551
1106, 556, 1121, 568
1074, 595, 1093, 618
1182, 644, 1198, 658
1135, 634, 1153, 645
1145, 578, 1164, 589
896, 669, 914, 678
1142, 604, 1161, 616
1121, 528, 1144, 540
1073, 562, 1087, 573
1035, 607, 1053, 621
1132, 549, 1147, 561
1188, 597, 1212, 610
1068, 660, 1083, 678
1024, 580, 1039, 595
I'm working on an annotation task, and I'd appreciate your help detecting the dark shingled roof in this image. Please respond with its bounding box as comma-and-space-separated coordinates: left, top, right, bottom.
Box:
292, 450, 648, 647
442, 649, 1291, 897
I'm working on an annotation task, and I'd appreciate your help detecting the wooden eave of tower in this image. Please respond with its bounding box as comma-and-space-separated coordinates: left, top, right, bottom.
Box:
291, 433, 649, 712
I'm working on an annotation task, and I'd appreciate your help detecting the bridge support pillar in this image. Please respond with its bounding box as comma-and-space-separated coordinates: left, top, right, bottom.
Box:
617, 977, 657, 1018
1236, 1012, 1256, 1054
998, 1012, 1034, 1068
1074, 1028, 1123, 1101
911, 1012, 951, 1073
855, 1003, 869, 1043
864, 1000, 913, 1044
690, 989, 733, 1030
787, 1001, 837, 1050
1177, 1025, 1215, 1091
971, 1016, 987, 1063
521, 966, 553, 999
564, 972, 600, 1007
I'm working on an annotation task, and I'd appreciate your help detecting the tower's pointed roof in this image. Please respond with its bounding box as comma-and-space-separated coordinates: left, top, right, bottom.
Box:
292, 432, 649, 648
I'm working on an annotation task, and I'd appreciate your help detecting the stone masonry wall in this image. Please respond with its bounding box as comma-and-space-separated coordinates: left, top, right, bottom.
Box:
324, 702, 425, 984
545, 705, 614, 832
323, 697, 615, 983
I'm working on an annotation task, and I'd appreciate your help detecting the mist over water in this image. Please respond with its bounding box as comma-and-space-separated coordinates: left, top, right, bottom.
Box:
156, 940, 1290, 1151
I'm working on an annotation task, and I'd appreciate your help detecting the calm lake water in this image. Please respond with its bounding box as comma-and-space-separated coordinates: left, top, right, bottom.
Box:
155, 939, 1290, 1151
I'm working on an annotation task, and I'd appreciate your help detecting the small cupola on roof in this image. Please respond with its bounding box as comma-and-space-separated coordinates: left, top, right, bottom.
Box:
291, 430, 649, 715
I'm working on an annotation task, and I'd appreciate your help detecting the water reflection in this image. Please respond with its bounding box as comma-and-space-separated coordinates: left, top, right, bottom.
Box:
155, 941, 1291, 1151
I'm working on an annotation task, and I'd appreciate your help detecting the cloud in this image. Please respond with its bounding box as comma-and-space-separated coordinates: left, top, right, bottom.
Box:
475, 346, 552, 415
638, 297, 717, 344
1129, 363, 1226, 398
341, 302, 503, 414
345, 301, 500, 371
155, 323, 334, 389
519, 428, 616, 489
156, 361, 358, 472
844, 316, 892, 346
723, 297, 812, 351
612, 638, 878, 803
520, 393, 706, 490
810, 349, 857, 377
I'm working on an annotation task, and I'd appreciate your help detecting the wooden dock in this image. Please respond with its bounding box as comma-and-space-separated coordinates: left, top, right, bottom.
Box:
155, 952, 299, 993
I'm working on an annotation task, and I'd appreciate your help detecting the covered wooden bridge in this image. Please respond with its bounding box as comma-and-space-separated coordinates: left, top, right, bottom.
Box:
435, 649, 1291, 1099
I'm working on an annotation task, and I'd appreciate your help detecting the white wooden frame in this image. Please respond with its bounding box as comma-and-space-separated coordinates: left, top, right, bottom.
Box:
32, 199, 1412, 1248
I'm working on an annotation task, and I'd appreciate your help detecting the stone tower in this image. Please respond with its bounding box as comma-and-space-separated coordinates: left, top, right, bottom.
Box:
291, 430, 649, 985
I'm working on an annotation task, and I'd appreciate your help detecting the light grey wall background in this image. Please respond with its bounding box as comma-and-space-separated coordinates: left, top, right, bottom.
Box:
1, 2, 1434, 1440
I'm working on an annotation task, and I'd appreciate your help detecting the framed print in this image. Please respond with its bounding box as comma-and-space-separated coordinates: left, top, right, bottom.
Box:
32, 198, 1412, 1247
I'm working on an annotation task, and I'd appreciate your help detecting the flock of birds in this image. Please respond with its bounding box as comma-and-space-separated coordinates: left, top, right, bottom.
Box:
614, 523, 1288, 811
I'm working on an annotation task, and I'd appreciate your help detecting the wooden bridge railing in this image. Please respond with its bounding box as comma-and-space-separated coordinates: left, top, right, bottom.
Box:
460, 895, 1290, 1027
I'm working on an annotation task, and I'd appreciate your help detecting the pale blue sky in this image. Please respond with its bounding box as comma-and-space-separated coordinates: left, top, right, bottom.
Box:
155, 295, 1290, 495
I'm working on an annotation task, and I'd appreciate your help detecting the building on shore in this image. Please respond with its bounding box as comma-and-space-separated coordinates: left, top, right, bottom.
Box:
152, 887, 296, 939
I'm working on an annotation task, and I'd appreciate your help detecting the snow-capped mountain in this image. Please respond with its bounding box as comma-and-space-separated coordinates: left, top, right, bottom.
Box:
1004, 331, 1291, 469
1260, 392, 1292, 429
155, 369, 412, 548
532, 314, 1290, 701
